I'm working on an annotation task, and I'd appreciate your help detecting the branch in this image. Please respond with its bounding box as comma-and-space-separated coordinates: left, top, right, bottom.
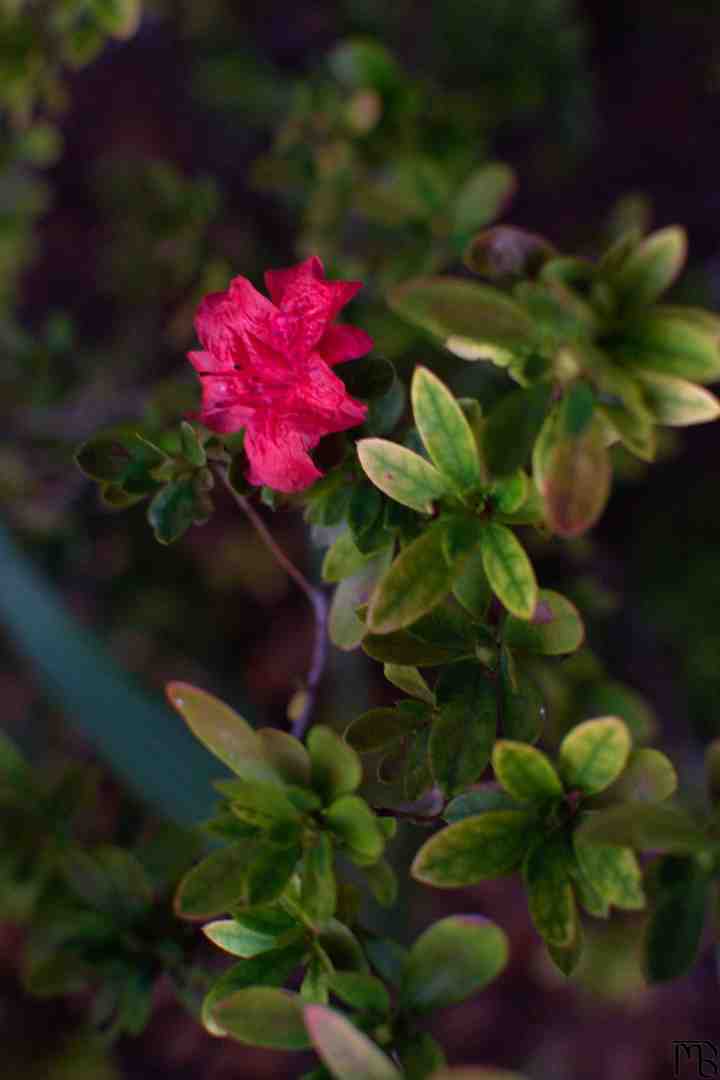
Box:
215, 466, 328, 740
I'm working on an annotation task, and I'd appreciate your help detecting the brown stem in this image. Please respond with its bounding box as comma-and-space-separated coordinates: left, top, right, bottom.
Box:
215, 466, 328, 740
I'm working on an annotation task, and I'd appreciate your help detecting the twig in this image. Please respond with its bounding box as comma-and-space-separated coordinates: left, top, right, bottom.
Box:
215, 466, 328, 740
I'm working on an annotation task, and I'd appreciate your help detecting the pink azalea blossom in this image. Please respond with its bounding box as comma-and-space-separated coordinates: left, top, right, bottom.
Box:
188, 256, 372, 492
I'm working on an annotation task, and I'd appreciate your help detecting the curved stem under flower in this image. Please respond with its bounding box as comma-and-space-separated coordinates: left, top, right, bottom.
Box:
215, 466, 328, 740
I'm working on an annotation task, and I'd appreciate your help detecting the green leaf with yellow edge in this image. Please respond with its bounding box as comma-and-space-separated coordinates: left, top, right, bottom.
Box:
603, 748, 677, 803
304, 1004, 401, 1080
492, 740, 563, 802
411, 367, 483, 494
383, 663, 435, 704
325, 795, 385, 865
635, 370, 720, 426
174, 842, 255, 920
322, 530, 372, 583
523, 836, 577, 949
368, 520, 456, 633
203, 908, 301, 958
201, 941, 308, 1035
388, 276, 536, 358
547, 917, 584, 977
211, 987, 309, 1049
451, 162, 517, 246
245, 842, 302, 906
363, 629, 458, 666
502, 589, 585, 655
611, 225, 686, 307
215, 777, 299, 829
357, 438, 448, 513
166, 682, 275, 782
613, 312, 720, 384
573, 837, 645, 911
480, 522, 537, 620
399, 915, 508, 1013
558, 717, 631, 795
482, 383, 553, 478
308, 726, 363, 804
411, 810, 536, 887
542, 420, 611, 538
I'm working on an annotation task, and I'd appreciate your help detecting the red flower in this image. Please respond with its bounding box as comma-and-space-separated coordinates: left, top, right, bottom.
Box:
188, 256, 372, 492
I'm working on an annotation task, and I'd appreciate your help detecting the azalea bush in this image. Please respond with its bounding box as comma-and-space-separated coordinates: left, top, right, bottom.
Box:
67, 221, 720, 1077
5, 4, 720, 1077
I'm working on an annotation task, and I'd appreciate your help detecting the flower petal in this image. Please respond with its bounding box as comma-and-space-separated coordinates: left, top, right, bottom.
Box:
195, 277, 278, 370
265, 257, 364, 359
244, 415, 322, 492
290, 352, 367, 432
196, 373, 254, 433
318, 323, 374, 365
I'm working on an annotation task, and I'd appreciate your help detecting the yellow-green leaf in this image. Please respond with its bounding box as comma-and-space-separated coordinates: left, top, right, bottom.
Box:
558, 717, 631, 795
358, 437, 448, 512
411, 367, 483, 494
480, 522, 537, 620
635, 370, 720, 426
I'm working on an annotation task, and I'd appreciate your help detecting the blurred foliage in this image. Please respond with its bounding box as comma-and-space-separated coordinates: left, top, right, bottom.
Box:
2, 0, 720, 1076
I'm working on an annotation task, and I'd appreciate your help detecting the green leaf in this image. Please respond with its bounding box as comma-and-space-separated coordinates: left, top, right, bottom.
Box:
635, 370, 720, 426
491, 741, 563, 802
363, 630, 458, 666
203, 908, 301, 958
541, 421, 611, 538
613, 312, 720, 384
452, 546, 492, 619
575, 803, 710, 855
383, 664, 435, 704
166, 682, 274, 781
322, 531, 373, 584
328, 972, 390, 1017
411, 367, 483, 494
451, 163, 517, 246
75, 428, 164, 488
304, 1004, 402, 1080
364, 937, 408, 986
216, 777, 299, 829
558, 717, 631, 795
256, 728, 311, 787
523, 836, 577, 949
202, 941, 307, 1035
247, 843, 301, 906
430, 660, 497, 796
412, 811, 535, 887
148, 477, 202, 544
346, 707, 426, 753
329, 547, 393, 651
499, 653, 544, 743
611, 226, 686, 307
603, 748, 677, 803
180, 420, 207, 466
325, 795, 385, 865
573, 838, 645, 911
368, 520, 457, 633
502, 589, 585, 655
174, 843, 255, 920
645, 856, 710, 981
318, 920, 369, 973
349, 484, 386, 554
399, 915, 508, 1013
397, 1032, 446, 1080
357, 438, 448, 512
360, 857, 398, 907
480, 522, 538, 620
482, 383, 553, 478
388, 277, 536, 360
302, 832, 337, 926
705, 739, 720, 808
61, 846, 152, 918
444, 786, 520, 822
308, 726, 363, 804
491, 470, 528, 515
211, 987, 309, 1049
